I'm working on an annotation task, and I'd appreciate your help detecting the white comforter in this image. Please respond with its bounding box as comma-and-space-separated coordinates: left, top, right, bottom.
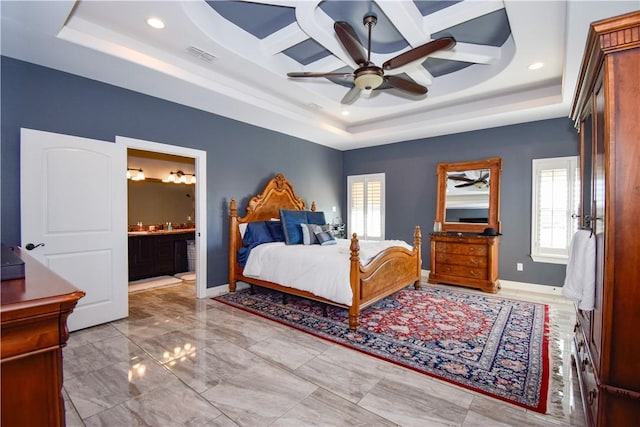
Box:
242, 238, 412, 306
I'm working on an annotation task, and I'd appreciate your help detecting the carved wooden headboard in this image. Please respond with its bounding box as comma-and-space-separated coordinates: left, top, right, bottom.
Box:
231, 173, 309, 224
228, 173, 315, 281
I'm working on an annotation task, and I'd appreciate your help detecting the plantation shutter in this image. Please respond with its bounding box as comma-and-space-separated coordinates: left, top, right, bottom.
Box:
366, 180, 382, 238
350, 181, 365, 236
531, 157, 578, 263
347, 173, 385, 240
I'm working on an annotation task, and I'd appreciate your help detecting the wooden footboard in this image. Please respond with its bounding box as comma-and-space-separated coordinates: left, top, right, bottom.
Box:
348, 226, 422, 329
228, 173, 422, 330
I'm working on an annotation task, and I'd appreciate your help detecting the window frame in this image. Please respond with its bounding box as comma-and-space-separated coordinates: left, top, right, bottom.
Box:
347, 173, 385, 241
530, 156, 579, 264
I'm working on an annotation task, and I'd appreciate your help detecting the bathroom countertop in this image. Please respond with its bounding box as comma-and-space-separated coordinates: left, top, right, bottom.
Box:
128, 228, 196, 236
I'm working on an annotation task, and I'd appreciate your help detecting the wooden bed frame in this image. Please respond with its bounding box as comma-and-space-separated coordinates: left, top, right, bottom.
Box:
228, 173, 422, 329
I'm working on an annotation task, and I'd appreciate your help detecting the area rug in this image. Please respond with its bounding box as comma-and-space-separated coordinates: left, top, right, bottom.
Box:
214, 285, 552, 413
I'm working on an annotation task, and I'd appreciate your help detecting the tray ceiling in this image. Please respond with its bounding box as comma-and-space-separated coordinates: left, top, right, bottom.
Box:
1, 1, 638, 150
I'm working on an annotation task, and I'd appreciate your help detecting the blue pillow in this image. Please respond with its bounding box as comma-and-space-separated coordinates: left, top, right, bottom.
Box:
280, 209, 308, 245
266, 221, 285, 242
306, 211, 326, 225
315, 230, 337, 245
243, 221, 275, 246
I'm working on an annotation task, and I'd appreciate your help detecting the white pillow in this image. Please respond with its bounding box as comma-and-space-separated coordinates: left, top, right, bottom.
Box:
239, 223, 248, 239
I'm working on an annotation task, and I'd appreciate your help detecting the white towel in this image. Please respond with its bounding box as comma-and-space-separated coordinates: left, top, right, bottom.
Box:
562, 230, 596, 311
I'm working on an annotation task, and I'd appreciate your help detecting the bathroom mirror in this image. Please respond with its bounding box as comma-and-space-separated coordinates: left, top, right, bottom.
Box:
435, 157, 502, 233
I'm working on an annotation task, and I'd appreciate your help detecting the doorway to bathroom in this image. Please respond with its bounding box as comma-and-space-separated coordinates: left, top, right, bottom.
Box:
117, 136, 207, 299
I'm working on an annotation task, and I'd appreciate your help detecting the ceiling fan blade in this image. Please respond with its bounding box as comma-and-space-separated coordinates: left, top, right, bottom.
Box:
287, 72, 354, 79
341, 86, 361, 105
385, 75, 428, 95
448, 176, 474, 182
382, 36, 456, 71
334, 21, 367, 67
455, 182, 476, 188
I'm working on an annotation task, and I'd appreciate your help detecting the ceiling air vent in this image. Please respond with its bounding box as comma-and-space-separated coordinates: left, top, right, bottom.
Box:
185, 46, 216, 63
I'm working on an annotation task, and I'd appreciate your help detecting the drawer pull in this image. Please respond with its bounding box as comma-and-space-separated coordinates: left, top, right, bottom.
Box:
587, 389, 598, 405
469, 270, 478, 277
469, 258, 480, 266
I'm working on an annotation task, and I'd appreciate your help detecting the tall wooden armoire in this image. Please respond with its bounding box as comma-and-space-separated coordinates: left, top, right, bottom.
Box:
569, 11, 640, 426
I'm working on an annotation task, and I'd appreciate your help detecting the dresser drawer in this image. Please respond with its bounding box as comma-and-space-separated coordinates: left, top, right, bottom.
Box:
435, 252, 487, 268
434, 262, 487, 280
435, 242, 488, 256
574, 329, 599, 425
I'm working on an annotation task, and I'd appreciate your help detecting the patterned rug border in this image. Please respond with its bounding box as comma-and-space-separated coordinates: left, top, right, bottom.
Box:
213, 285, 552, 414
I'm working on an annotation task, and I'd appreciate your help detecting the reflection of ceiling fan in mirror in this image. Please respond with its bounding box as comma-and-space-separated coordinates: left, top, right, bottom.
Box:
448, 170, 490, 188
286, 14, 456, 105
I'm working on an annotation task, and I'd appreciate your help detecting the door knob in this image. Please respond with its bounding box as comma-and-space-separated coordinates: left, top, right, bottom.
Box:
25, 243, 45, 250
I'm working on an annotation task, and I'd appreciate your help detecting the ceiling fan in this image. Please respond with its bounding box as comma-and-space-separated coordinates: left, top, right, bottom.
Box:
448, 171, 490, 188
286, 14, 456, 104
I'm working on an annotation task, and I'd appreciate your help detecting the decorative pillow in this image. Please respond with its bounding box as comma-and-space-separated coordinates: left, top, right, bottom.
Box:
279, 209, 308, 245
306, 210, 326, 225
266, 220, 285, 242
242, 221, 275, 246
301, 224, 332, 245
315, 230, 337, 245
300, 223, 321, 245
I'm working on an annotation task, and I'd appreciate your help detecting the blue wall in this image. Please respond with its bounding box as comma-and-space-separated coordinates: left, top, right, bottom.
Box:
2, 56, 578, 288
1, 57, 343, 287
344, 118, 578, 286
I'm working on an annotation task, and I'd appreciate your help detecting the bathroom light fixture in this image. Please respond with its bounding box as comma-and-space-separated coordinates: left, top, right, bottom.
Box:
127, 168, 145, 181
163, 170, 195, 184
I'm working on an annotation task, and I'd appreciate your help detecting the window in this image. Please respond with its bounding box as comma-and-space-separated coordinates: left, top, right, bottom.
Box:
347, 173, 385, 240
531, 156, 579, 264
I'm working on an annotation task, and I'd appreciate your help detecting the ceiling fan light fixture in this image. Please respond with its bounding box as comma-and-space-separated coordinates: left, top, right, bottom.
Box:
354, 68, 384, 90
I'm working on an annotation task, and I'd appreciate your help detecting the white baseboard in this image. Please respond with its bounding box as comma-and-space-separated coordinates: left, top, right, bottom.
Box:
500, 280, 562, 296
421, 270, 562, 296
205, 274, 561, 299
201, 281, 249, 299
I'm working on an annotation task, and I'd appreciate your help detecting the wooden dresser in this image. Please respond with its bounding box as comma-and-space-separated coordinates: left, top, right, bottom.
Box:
569, 11, 640, 426
1, 247, 85, 427
428, 233, 500, 293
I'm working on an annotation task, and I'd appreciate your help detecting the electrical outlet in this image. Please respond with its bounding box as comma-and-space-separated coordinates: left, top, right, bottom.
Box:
517, 262, 523, 271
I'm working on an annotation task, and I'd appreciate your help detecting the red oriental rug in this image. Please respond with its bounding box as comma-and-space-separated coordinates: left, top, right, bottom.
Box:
214, 285, 553, 413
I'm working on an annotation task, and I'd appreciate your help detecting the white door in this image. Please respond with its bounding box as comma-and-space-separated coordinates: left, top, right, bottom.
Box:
21, 128, 128, 331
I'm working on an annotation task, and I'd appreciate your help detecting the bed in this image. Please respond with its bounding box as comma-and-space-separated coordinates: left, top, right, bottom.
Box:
228, 173, 422, 329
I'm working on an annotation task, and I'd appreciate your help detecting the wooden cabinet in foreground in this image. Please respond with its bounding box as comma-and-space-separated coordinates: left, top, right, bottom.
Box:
1, 247, 85, 427
569, 10, 640, 427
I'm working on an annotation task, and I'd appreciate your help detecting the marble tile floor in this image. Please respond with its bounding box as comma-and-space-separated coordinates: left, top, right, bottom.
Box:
63, 282, 586, 426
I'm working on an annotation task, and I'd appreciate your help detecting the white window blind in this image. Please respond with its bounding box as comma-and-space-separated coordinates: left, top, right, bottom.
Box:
531, 156, 579, 264
347, 173, 385, 240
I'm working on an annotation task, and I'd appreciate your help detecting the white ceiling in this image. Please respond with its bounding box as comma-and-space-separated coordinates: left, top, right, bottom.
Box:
1, 1, 638, 150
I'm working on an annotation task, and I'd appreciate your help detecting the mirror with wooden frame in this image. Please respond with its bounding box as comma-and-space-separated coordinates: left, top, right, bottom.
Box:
435, 157, 502, 233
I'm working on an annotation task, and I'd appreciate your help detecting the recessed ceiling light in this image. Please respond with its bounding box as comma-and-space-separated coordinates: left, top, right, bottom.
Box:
147, 17, 165, 29
341, 111, 350, 116
528, 62, 544, 70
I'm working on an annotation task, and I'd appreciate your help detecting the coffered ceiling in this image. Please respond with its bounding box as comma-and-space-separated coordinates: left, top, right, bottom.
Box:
1, 1, 638, 150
